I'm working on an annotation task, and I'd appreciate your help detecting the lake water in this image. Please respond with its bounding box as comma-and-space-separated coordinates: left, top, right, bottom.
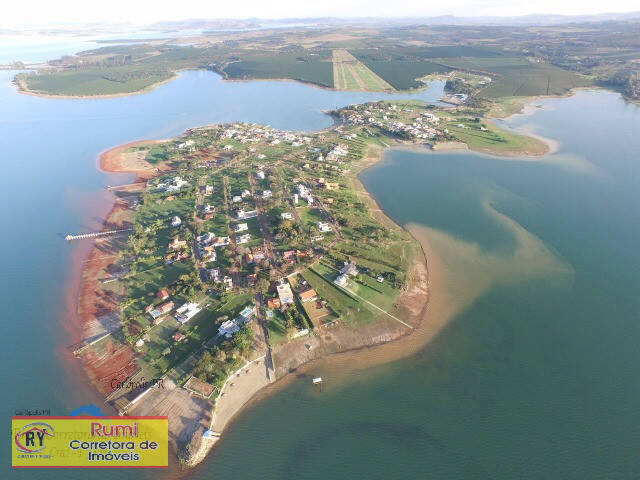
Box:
187, 90, 640, 480
0, 68, 445, 479
3, 54, 640, 479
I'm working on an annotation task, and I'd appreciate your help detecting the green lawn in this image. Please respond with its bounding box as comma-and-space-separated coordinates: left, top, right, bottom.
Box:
302, 267, 374, 325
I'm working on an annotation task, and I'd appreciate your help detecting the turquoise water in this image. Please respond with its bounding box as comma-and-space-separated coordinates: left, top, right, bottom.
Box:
185, 91, 640, 479
0, 68, 444, 479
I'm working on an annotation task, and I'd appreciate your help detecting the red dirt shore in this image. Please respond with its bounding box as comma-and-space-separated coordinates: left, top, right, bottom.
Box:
100, 139, 167, 178
67, 141, 164, 397
76, 201, 136, 395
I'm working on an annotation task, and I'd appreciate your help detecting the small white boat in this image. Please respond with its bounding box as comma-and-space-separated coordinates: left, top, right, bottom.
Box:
312, 377, 323, 385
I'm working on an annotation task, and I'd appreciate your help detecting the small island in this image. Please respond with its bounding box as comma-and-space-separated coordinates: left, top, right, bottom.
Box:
73, 99, 546, 466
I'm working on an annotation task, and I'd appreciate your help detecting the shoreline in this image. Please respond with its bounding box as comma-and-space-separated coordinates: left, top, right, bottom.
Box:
65, 99, 554, 471
14, 67, 438, 100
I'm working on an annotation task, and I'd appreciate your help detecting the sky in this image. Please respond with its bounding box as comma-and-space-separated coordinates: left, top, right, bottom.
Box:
2, 0, 639, 27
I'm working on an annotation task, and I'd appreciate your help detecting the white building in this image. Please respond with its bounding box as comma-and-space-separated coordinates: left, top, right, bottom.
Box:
234, 223, 248, 232
340, 261, 359, 276
171, 216, 182, 227
334, 273, 348, 286
281, 212, 293, 220
317, 222, 332, 233
276, 281, 294, 305
236, 233, 251, 244
237, 209, 259, 220
219, 319, 240, 338
175, 302, 202, 324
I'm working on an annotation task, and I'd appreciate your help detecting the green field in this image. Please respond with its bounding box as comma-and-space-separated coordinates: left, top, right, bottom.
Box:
19, 66, 172, 96
435, 57, 593, 97
352, 57, 451, 90
223, 51, 334, 88
444, 117, 547, 154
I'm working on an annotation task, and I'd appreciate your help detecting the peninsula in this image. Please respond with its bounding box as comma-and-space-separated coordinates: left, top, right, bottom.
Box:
72, 97, 547, 467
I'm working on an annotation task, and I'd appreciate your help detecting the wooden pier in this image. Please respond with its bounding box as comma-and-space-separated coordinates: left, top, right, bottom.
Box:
65, 228, 131, 241
106, 182, 146, 191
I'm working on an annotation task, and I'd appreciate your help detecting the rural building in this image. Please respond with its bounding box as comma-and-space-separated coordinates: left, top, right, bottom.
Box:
317, 222, 332, 233
251, 246, 266, 261
175, 302, 202, 324
341, 261, 359, 276
149, 301, 175, 320
156, 288, 170, 300
237, 209, 259, 220
173, 332, 186, 342
299, 288, 318, 303
267, 298, 281, 309
219, 320, 240, 338
169, 238, 187, 250
334, 274, 348, 287
236, 233, 251, 244
277, 281, 295, 305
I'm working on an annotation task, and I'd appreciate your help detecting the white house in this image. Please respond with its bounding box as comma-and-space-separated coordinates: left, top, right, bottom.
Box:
234, 223, 248, 232
276, 281, 294, 305
171, 216, 182, 227
334, 274, 348, 286
281, 212, 293, 220
209, 268, 221, 282
175, 302, 202, 324
341, 261, 359, 277
317, 222, 332, 233
219, 319, 240, 338
237, 209, 259, 220
236, 233, 251, 244
262, 190, 272, 199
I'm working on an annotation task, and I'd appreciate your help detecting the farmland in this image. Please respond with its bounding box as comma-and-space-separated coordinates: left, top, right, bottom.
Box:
332, 49, 394, 91
13, 21, 639, 100
222, 50, 334, 88
15, 66, 173, 96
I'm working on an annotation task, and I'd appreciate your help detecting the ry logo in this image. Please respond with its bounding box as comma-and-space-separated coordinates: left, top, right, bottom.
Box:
14, 422, 54, 453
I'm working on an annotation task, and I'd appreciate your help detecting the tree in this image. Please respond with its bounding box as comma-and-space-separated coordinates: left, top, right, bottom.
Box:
256, 278, 270, 294
232, 325, 253, 356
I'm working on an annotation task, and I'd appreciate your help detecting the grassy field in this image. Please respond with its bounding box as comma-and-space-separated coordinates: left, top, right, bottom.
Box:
332, 49, 394, 91
302, 266, 375, 325
352, 57, 451, 90
444, 117, 548, 154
